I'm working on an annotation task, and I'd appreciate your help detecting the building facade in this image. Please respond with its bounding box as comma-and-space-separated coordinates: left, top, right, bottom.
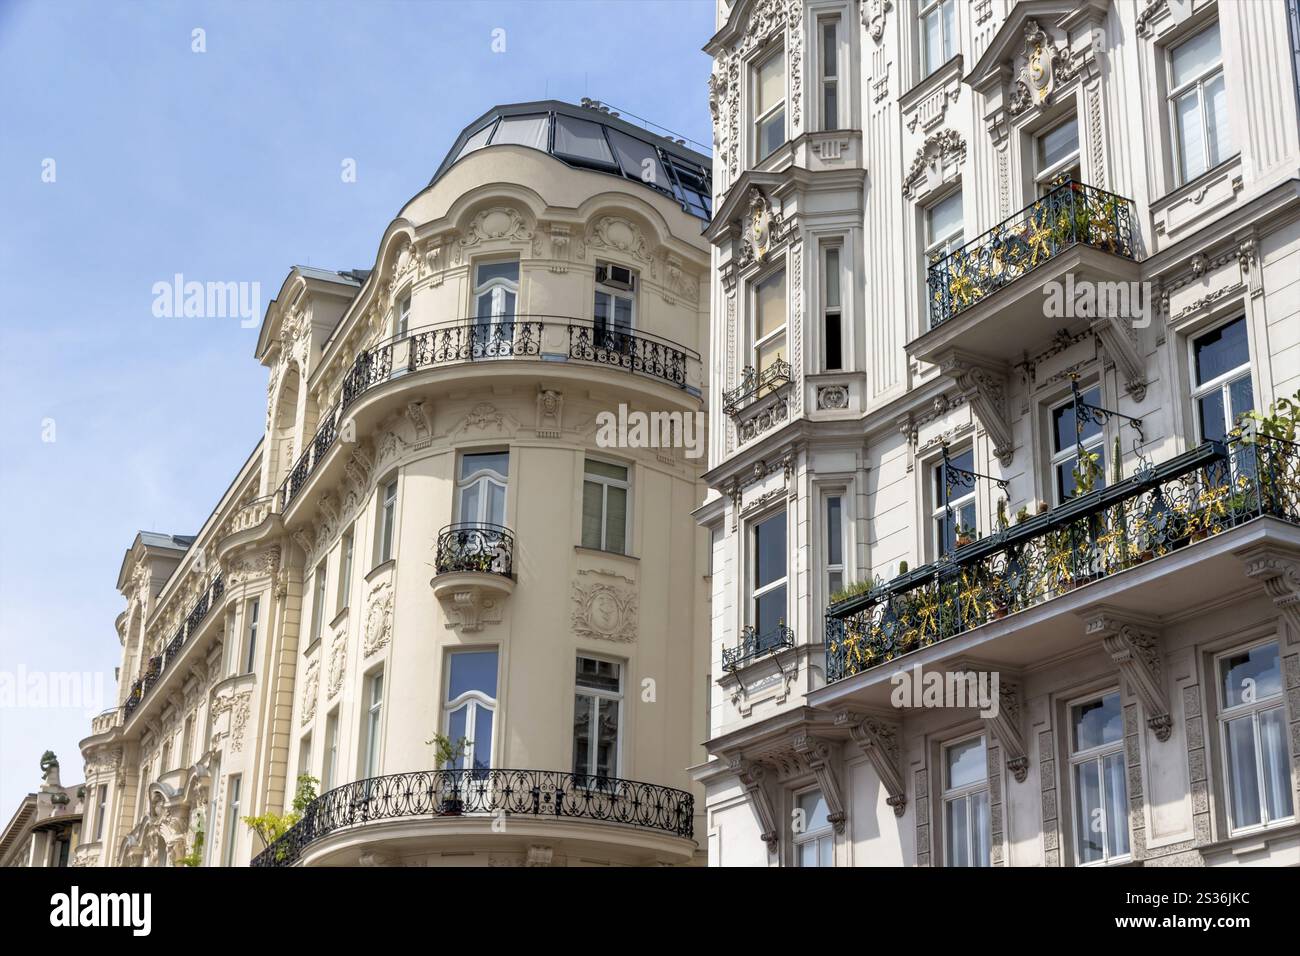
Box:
0, 752, 84, 868
77, 101, 714, 867
697, 0, 1300, 866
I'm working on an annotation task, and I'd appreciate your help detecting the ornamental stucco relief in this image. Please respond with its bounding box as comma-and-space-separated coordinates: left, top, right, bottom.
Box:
364, 582, 393, 657
571, 569, 638, 643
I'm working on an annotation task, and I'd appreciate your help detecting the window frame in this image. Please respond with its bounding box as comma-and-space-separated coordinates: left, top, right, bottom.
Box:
929, 447, 976, 557
1034, 113, 1082, 194
322, 709, 339, 793
375, 478, 398, 566
456, 451, 510, 527
918, 0, 957, 79
1166, 21, 1229, 186
336, 525, 354, 614
1049, 384, 1107, 504
94, 784, 108, 841
752, 45, 787, 162
593, 261, 638, 346
793, 786, 836, 867
395, 293, 411, 337
1189, 314, 1253, 443
923, 188, 964, 266
941, 732, 991, 868
820, 240, 844, 371
750, 264, 788, 377
222, 774, 242, 867
243, 597, 260, 675
749, 508, 788, 636
573, 653, 625, 783
361, 669, 384, 780
818, 14, 841, 132
309, 561, 327, 647
1066, 689, 1132, 866
443, 649, 500, 771
823, 490, 846, 600
581, 457, 631, 554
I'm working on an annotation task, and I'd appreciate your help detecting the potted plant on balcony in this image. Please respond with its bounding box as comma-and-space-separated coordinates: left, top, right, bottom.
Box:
243, 773, 318, 864
955, 523, 976, 549
426, 733, 471, 816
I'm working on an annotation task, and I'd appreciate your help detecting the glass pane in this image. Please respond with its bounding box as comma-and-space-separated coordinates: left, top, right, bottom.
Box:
486, 482, 506, 526
581, 480, 604, 549
1074, 759, 1105, 863
448, 651, 498, 701
824, 247, 841, 308
595, 697, 619, 777
1072, 693, 1123, 752
927, 191, 963, 246
553, 114, 614, 165
572, 693, 593, 776
576, 656, 621, 692
755, 585, 787, 635
1204, 72, 1229, 166
820, 835, 833, 867
823, 84, 838, 131
798, 789, 830, 832
945, 796, 969, 866
490, 114, 549, 150
760, 108, 785, 158
798, 841, 819, 867
470, 707, 493, 769
1039, 119, 1079, 171
1195, 317, 1249, 384
922, 9, 941, 76
971, 789, 990, 867
458, 482, 480, 525
461, 452, 509, 479
605, 486, 627, 553
757, 334, 786, 373
754, 512, 786, 588
826, 496, 842, 565
1224, 714, 1262, 828
474, 260, 519, 287
1259, 707, 1295, 822
585, 459, 627, 481
1198, 390, 1227, 443
1221, 642, 1281, 708
945, 737, 986, 790
756, 270, 786, 339
828, 570, 843, 594
1227, 372, 1254, 428
1176, 89, 1205, 182
606, 127, 667, 188
1104, 752, 1130, 857
1171, 24, 1222, 88
458, 121, 495, 158
822, 22, 837, 77
757, 51, 784, 114
613, 295, 633, 331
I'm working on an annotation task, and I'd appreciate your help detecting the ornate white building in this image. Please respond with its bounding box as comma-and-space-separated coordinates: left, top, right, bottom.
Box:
77, 101, 714, 867
696, 0, 1300, 866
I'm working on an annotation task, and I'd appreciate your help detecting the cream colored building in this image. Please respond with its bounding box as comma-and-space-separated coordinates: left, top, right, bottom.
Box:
0, 752, 84, 868
77, 101, 714, 867
697, 0, 1300, 866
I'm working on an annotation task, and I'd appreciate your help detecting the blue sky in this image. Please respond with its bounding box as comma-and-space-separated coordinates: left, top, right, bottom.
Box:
0, 0, 713, 815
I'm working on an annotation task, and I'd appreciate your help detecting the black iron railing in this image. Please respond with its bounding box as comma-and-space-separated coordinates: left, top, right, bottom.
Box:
721, 623, 795, 672
250, 768, 695, 867
435, 523, 514, 577
568, 324, 688, 387
826, 437, 1300, 683
122, 573, 224, 720
723, 360, 792, 416
926, 178, 1136, 330
411, 319, 544, 366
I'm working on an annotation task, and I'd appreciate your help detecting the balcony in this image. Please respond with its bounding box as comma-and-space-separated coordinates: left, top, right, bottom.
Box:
721, 623, 794, 672
825, 437, 1300, 684
722, 360, 791, 417
278, 316, 699, 511
250, 769, 696, 867
122, 574, 223, 720
908, 180, 1140, 383
431, 523, 515, 632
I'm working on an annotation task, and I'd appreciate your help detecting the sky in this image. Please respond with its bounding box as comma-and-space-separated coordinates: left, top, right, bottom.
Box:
0, 0, 714, 817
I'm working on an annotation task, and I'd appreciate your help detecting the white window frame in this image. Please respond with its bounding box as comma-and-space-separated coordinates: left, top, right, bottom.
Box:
361, 670, 384, 779
1190, 315, 1253, 443
924, 189, 964, 264
750, 509, 788, 635
309, 562, 327, 646
573, 654, 624, 782
456, 452, 509, 527
1167, 21, 1229, 185
752, 46, 787, 161
823, 491, 846, 600
1066, 690, 1132, 866
821, 241, 844, 371
819, 15, 841, 131
793, 786, 835, 867
1034, 114, 1081, 194
298, 733, 312, 785
941, 733, 990, 867
751, 265, 788, 376
930, 448, 976, 557
1215, 639, 1296, 835
594, 262, 637, 343
395, 294, 411, 337
222, 774, 242, 867
473, 257, 519, 339
94, 784, 108, 841
1050, 385, 1106, 504
336, 525, 354, 613
919, 0, 957, 79
375, 478, 398, 565
322, 710, 339, 792
443, 650, 499, 771
243, 598, 259, 674
582, 457, 631, 553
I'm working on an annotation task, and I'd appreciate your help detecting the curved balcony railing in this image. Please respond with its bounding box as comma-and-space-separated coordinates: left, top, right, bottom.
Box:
250, 768, 696, 867
722, 360, 792, 417
721, 623, 794, 672
927, 178, 1136, 330
826, 437, 1300, 684
277, 316, 696, 510
122, 573, 223, 720
435, 523, 514, 578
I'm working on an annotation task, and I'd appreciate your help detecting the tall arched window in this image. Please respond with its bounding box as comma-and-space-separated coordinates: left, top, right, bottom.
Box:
443, 650, 498, 770
456, 452, 509, 527
473, 259, 518, 349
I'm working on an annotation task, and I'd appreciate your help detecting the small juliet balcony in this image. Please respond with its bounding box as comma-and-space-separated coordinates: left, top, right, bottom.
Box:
824, 437, 1300, 690
430, 523, 515, 632
908, 179, 1140, 380
721, 623, 795, 672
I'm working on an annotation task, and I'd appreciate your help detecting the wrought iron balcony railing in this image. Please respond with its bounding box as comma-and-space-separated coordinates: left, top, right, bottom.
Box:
250, 768, 695, 867
435, 523, 514, 578
926, 178, 1136, 330
721, 623, 795, 672
826, 437, 1300, 684
722, 360, 792, 417
122, 573, 223, 720
276, 316, 696, 509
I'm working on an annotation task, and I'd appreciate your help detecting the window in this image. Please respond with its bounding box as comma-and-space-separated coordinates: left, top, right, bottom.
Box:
919, 0, 957, 78
298, 733, 312, 784
1069, 692, 1130, 864
794, 789, 835, 867
754, 48, 786, 160
444, 650, 498, 770
594, 263, 636, 351
1168, 22, 1230, 184
222, 775, 242, 867
322, 711, 338, 792
457, 452, 509, 527
375, 479, 397, 565
553, 114, 617, 169
825, 494, 845, 598
309, 562, 327, 646
362, 671, 384, 779
1217, 641, 1294, 832
582, 459, 630, 553
822, 244, 843, 371
473, 259, 519, 344
752, 510, 787, 636
181, 714, 194, 767
1035, 116, 1081, 193
924, 190, 964, 264
161, 739, 171, 772
1051, 386, 1107, 502
819, 18, 840, 131
942, 735, 990, 867
573, 656, 623, 784
395, 294, 410, 337
243, 598, 259, 674
753, 268, 787, 376
336, 526, 354, 613
1192, 316, 1253, 443
94, 784, 108, 841
931, 448, 976, 555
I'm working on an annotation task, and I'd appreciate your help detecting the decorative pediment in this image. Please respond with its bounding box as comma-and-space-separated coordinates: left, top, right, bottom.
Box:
902, 129, 966, 199
453, 207, 537, 263
739, 187, 789, 267
571, 569, 638, 643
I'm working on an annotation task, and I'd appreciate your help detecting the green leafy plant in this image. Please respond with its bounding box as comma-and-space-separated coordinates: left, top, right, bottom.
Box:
244, 773, 318, 853
1015, 505, 1031, 525
179, 821, 204, 867
1072, 450, 1103, 496
425, 732, 470, 771
1235, 389, 1300, 443
898, 560, 909, 575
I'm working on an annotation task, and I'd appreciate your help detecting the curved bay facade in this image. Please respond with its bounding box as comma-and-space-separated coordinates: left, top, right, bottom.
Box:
77, 102, 713, 867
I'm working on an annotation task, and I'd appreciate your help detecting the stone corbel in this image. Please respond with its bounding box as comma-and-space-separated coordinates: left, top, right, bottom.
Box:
792, 733, 846, 833
1082, 607, 1171, 741
729, 756, 780, 852
982, 679, 1028, 782
1238, 545, 1300, 636
843, 713, 907, 816
937, 350, 1014, 466
1090, 316, 1147, 401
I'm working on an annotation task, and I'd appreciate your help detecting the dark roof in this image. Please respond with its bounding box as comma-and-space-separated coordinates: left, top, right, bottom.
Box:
431, 100, 713, 221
